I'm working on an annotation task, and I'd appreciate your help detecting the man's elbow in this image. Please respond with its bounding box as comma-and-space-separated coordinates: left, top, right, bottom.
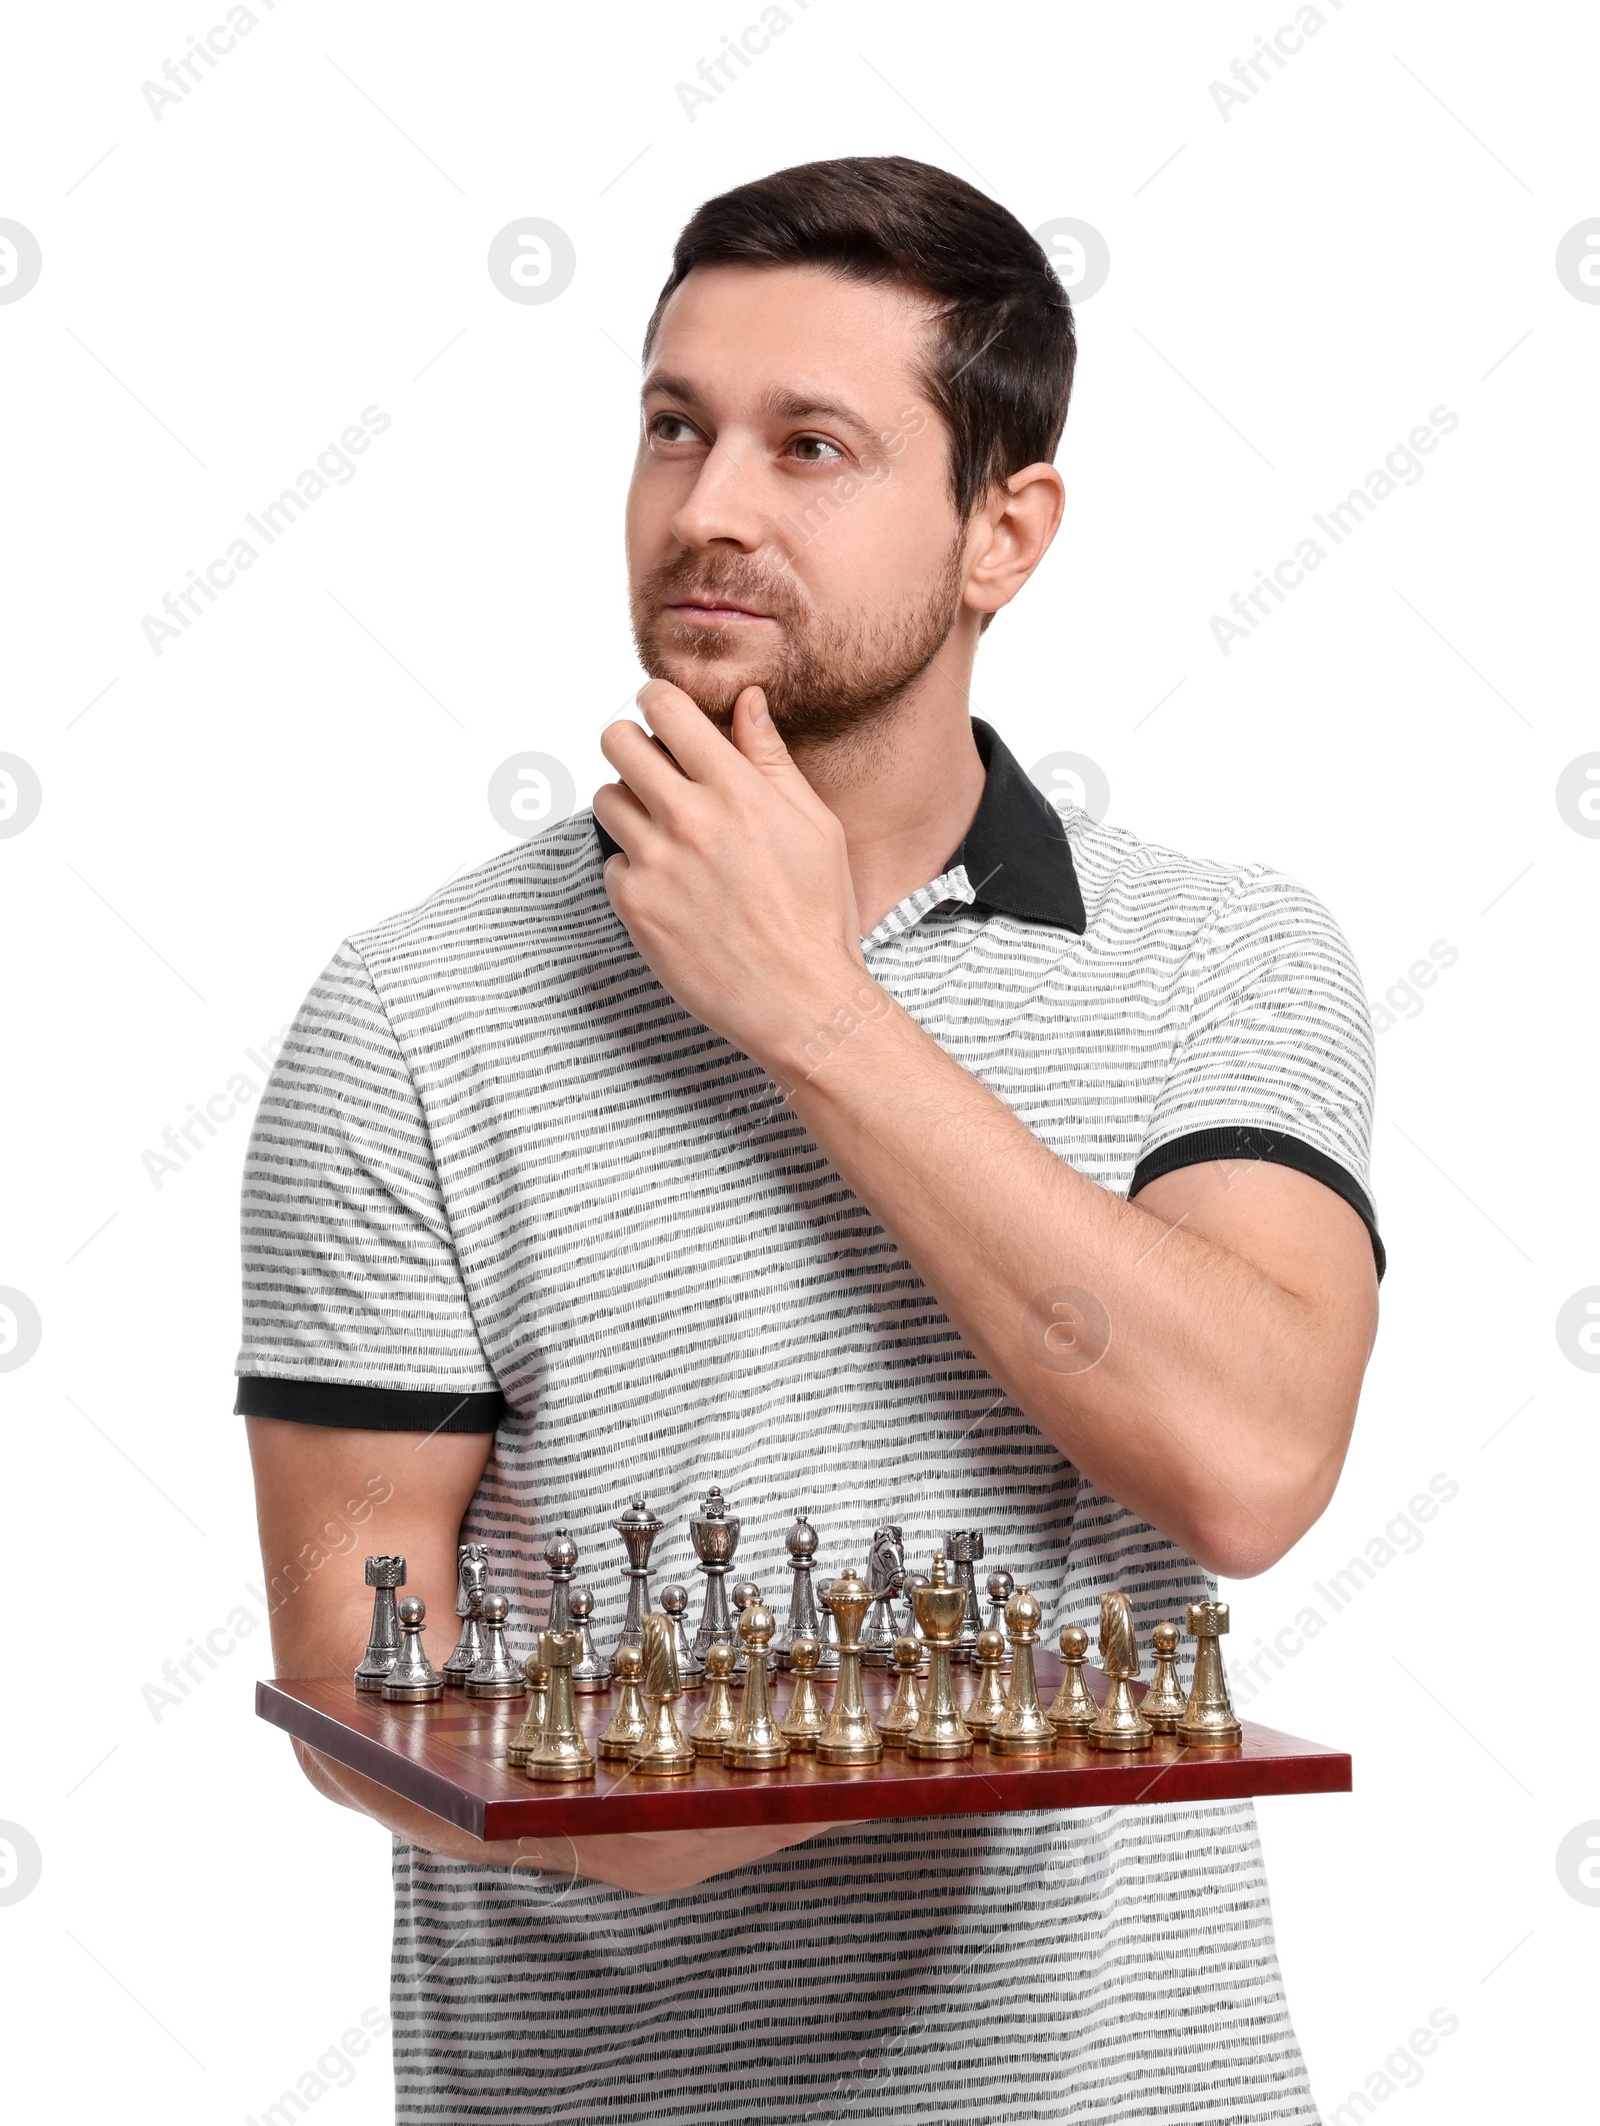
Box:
1186, 1439, 1347, 1580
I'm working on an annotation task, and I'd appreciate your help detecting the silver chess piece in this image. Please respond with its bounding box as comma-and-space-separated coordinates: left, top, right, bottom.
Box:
466, 1590, 525, 1699
566, 1585, 608, 1694
355, 1555, 407, 1692
382, 1595, 444, 1702
659, 1582, 704, 1683
944, 1529, 985, 1661
983, 1569, 1016, 1660
901, 1570, 931, 1645
814, 1584, 842, 1675
861, 1526, 906, 1668
774, 1513, 822, 1668
442, 1543, 490, 1689
689, 1485, 741, 1662
610, 1499, 662, 1670
543, 1527, 578, 1636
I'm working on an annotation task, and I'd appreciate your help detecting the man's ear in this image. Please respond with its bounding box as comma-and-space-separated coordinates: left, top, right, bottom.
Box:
962, 463, 1066, 623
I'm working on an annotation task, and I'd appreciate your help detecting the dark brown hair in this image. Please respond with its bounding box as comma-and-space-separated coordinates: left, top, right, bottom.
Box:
645, 155, 1076, 521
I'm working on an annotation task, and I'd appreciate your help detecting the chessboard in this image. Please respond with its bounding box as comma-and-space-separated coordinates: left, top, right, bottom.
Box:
257, 1653, 1350, 1841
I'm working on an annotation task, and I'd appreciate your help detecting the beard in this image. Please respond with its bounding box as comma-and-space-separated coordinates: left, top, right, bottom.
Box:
629, 540, 967, 747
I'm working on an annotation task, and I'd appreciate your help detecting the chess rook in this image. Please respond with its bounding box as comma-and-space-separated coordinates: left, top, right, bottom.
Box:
355, 1555, 407, 1693
814, 1569, 882, 1765
1177, 1601, 1242, 1746
944, 1530, 985, 1662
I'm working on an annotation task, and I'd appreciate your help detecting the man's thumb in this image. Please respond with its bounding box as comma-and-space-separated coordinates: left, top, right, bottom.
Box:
732, 685, 794, 772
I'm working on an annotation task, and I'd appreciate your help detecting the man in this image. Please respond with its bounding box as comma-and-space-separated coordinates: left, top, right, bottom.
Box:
242, 156, 1381, 2123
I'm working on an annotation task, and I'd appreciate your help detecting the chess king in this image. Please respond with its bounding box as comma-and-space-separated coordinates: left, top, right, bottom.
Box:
242, 154, 1384, 2126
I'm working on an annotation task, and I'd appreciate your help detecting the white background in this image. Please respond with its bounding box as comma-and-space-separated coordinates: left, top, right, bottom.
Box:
2, 3, 1594, 2120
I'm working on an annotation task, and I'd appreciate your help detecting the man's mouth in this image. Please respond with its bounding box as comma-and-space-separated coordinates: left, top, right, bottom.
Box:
663, 593, 779, 626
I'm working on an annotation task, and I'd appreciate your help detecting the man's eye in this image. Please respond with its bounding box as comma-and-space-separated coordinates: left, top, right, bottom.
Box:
650, 414, 701, 444
790, 435, 843, 463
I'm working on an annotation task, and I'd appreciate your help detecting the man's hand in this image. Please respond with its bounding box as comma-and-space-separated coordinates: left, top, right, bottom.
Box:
594, 680, 870, 1081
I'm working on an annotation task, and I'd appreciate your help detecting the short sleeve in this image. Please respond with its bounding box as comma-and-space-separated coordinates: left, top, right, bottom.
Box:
234, 938, 508, 1430
1129, 867, 1385, 1281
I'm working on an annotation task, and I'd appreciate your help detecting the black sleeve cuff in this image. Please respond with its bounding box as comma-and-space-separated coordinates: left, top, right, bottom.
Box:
234, 1376, 508, 1432
1129, 1126, 1386, 1283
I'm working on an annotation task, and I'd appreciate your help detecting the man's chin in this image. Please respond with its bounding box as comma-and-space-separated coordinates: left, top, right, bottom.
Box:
638, 647, 768, 726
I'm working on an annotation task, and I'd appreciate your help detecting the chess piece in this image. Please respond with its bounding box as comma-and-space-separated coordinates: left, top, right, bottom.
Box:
355, 1555, 407, 1691
630, 1614, 696, 1775
944, 1529, 985, 1661
506, 1657, 551, 1768
901, 1571, 931, 1644
1088, 1591, 1152, 1751
690, 1641, 740, 1758
610, 1499, 662, 1670
907, 1554, 974, 1759
544, 1528, 578, 1636
983, 1570, 1016, 1658
442, 1543, 490, 1688
596, 1644, 649, 1760
1046, 1624, 1098, 1738
991, 1587, 1057, 1755
1143, 1621, 1187, 1734
1177, 1601, 1242, 1746
689, 1485, 741, 1662
382, 1595, 444, 1701
774, 1513, 822, 1668
525, 1629, 595, 1781
815, 1569, 882, 1765
861, 1526, 906, 1667
878, 1635, 924, 1746
779, 1635, 828, 1750
566, 1586, 608, 1694
730, 1577, 763, 1679
659, 1582, 704, 1683
466, 1590, 525, 1699
963, 1627, 1010, 1738
815, 1584, 842, 1674
724, 1595, 789, 1769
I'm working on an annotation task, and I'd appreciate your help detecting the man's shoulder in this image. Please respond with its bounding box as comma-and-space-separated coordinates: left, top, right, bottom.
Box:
1057, 802, 1327, 931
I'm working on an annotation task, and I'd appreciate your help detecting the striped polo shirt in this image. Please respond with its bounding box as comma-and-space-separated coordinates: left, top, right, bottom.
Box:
236, 717, 1381, 2125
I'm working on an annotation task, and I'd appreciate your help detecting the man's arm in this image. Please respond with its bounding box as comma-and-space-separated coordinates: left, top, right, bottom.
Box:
246, 1416, 841, 1890
596, 683, 1379, 1578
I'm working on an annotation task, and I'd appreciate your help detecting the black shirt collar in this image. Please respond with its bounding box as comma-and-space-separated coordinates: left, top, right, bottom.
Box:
593, 715, 1086, 936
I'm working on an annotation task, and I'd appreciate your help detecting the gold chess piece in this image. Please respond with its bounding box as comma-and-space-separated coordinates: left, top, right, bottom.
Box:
628, 1614, 697, 1775
1046, 1624, 1098, 1737
596, 1643, 649, 1760
878, 1635, 924, 1747
690, 1641, 740, 1758
1088, 1591, 1152, 1752
907, 1554, 974, 1759
725, 1595, 789, 1769
1177, 1600, 1242, 1746
779, 1635, 828, 1751
991, 1586, 1058, 1754
963, 1628, 1010, 1739
505, 1657, 550, 1768
1142, 1621, 1187, 1734
524, 1630, 595, 1782
815, 1568, 883, 1765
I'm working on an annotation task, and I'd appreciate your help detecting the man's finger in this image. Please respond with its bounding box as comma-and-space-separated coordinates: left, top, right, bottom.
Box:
599, 721, 690, 818
591, 777, 655, 851
637, 678, 742, 785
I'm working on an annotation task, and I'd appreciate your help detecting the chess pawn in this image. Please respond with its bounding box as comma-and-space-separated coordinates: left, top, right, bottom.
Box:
382, 1595, 444, 1701
774, 1513, 822, 1668
729, 1578, 762, 1679
355, 1555, 407, 1691
659, 1582, 705, 1684
442, 1543, 490, 1688
901, 1571, 931, 1644
815, 1569, 882, 1765
1143, 1621, 1187, 1734
860, 1525, 906, 1667
1046, 1625, 1098, 1738
991, 1587, 1057, 1755
690, 1641, 741, 1758
629, 1613, 697, 1775
596, 1643, 649, 1760
1088, 1591, 1152, 1751
689, 1484, 741, 1662
566, 1586, 609, 1694
466, 1591, 525, 1699
525, 1629, 595, 1782
1177, 1601, 1242, 1746
878, 1635, 924, 1747
944, 1529, 985, 1662
544, 1528, 578, 1636
506, 1658, 551, 1768
963, 1628, 1010, 1739
610, 1498, 662, 1669
779, 1635, 828, 1751
983, 1570, 1016, 1660
907, 1554, 974, 1759
724, 1597, 789, 1769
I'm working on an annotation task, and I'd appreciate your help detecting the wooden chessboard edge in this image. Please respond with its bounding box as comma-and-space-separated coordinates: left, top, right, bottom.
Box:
255, 1679, 488, 1838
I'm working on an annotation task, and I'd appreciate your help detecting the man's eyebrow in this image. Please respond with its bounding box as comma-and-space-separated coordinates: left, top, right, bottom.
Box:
639, 371, 873, 433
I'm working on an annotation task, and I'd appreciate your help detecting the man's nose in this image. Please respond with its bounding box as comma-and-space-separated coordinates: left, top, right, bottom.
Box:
668, 435, 769, 553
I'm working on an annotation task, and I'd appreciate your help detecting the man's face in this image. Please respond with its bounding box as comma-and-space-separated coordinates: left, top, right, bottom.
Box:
626, 264, 969, 743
